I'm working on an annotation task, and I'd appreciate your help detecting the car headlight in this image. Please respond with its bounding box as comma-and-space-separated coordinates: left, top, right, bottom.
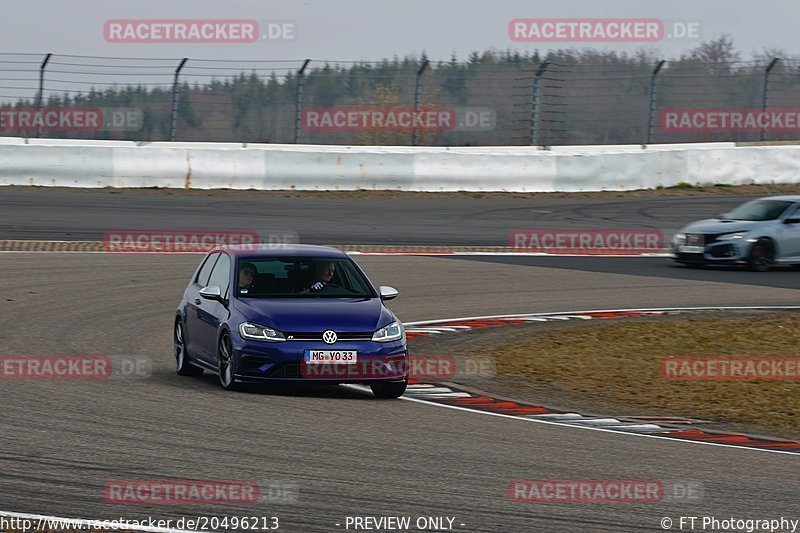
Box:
372, 321, 404, 342
239, 322, 286, 342
717, 231, 747, 240
674, 233, 687, 244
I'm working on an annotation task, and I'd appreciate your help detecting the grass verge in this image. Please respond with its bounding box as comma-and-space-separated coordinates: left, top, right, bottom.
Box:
10, 182, 800, 199
490, 314, 800, 436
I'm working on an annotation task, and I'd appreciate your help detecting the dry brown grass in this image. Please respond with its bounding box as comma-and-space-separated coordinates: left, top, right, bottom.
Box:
490, 314, 800, 435
12, 182, 800, 199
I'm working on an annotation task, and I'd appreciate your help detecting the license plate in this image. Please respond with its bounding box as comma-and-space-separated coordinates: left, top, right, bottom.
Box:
678, 245, 704, 254
304, 350, 358, 364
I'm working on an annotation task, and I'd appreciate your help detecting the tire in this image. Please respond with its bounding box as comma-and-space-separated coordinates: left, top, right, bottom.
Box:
217, 331, 239, 390
370, 380, 407, 399
747, 239, 774, 272
175, 319, 203, 377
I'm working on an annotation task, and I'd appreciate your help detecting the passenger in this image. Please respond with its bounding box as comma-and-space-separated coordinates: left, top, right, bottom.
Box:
238, 262, 257, 291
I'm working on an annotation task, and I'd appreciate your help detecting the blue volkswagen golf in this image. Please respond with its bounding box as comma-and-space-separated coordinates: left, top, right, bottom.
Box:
174, 244, 408, 398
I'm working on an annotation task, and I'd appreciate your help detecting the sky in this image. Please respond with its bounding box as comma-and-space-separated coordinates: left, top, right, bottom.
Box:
1, 0, 797, 63
0, 0, 796, 104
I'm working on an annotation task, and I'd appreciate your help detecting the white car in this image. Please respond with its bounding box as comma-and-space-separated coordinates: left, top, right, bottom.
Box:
672, 195, 800, 271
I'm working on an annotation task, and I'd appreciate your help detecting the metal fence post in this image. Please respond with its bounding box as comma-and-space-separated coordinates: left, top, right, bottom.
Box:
529, 61, 549, 146
411, 59, 430, 146
760, 58, 780, 142
293, 59, 311, 144
169, 58, 188, 142
646, 60, 666, 145
35, 53, 52, 138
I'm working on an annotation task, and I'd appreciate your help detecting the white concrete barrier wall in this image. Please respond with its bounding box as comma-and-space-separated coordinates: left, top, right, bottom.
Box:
0, 137, 797, 191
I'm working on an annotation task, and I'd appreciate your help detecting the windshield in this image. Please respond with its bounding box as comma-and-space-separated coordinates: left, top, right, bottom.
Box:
235, 257, 376, 298
723, 200, 794, 221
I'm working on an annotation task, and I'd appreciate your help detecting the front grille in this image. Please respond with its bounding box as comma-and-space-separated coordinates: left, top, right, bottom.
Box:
685, 233, 705, 246
283, 332, 374, 341
264, 363, 302, 378
263, 361, 402, 379
687, 233, 724, 246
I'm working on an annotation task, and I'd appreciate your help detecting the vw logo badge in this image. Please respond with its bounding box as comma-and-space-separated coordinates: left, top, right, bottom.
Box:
322, 330, 337, 344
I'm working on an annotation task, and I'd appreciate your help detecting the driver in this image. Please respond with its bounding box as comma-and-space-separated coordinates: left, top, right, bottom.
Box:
299, 260, 336, 293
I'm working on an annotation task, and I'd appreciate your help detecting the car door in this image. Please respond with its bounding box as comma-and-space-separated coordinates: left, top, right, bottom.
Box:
778, 204, 800, 260
185, 252, 219, 359
193, 252, 232, 364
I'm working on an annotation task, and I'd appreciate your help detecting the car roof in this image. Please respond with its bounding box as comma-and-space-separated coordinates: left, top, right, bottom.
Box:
211, 243, 349, 259
758, 195, 800, 202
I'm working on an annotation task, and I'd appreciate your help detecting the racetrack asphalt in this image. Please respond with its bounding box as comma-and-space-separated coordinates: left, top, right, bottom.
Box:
1, 253, 798, 532
0, 186, 784, 244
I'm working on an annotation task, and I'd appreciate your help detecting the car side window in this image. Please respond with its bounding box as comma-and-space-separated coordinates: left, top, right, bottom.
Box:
207, 253, 231, 298
195, 253, 219, 287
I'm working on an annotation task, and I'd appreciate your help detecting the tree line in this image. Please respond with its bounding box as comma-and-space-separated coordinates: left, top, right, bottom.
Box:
4, 37, 800, 145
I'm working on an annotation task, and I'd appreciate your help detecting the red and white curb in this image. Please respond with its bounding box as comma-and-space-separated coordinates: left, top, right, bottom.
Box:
403, 306, 800, 338
405, 311, 634, 338
349, 251, 672, 257
399, 306, 800, 455
0, 239, 671, 256
397, 383, 800, 455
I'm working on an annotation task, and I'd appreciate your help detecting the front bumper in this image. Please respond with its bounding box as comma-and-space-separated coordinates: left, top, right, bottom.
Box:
230, 332, 408, 383
672, 253, 744, 265
672, 239, 751, 264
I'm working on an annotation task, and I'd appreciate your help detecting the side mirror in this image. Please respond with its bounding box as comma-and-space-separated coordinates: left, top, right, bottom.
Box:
784, 218, 800, 224
199, 286, 224, 301
379, 286, 399, 301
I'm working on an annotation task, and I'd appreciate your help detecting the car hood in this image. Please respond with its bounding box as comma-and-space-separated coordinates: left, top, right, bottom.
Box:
679, 218, 770, 234
234, 297, 394, 332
